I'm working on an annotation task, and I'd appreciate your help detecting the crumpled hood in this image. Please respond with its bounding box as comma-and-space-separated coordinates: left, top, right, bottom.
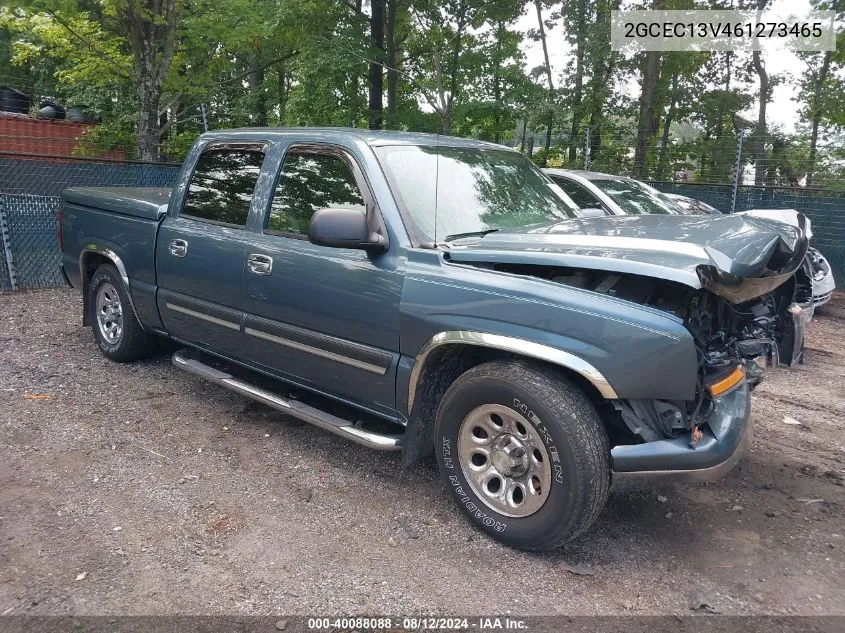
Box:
737, 208, 812, 240
446, 214, 809, 303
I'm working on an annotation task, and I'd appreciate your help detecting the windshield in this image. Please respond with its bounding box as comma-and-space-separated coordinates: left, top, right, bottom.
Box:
589, 178, 685, 215
375, 145, 580, 243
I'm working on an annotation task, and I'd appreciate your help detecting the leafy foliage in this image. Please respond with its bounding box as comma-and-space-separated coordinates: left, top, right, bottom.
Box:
0, 0, 842, 187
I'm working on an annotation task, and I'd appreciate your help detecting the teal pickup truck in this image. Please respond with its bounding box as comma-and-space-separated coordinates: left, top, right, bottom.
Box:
59, 129, 810, 550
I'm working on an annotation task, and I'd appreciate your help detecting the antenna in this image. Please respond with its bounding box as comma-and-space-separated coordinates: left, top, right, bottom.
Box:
433, 130, 441, 247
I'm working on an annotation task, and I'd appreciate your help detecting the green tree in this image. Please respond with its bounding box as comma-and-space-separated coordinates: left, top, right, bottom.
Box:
796, 0, 845, 186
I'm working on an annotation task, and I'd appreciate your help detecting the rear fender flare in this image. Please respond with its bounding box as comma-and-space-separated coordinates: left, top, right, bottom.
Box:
79, 246, 144, 330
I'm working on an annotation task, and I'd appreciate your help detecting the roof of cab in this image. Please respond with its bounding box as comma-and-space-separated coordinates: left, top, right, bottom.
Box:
203, 127, 510, 150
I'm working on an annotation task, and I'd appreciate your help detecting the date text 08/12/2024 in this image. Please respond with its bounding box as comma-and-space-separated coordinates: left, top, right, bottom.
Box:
306, 617, 528, 630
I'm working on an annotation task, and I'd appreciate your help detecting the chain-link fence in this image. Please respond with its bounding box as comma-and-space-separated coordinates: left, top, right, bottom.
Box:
0, 194, 61, 289
0, 154, 179, 197
0, 154, 179, 291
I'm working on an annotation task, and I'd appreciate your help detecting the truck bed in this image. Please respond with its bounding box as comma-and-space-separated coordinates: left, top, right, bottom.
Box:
60, 187, 172, 331
62, 187, 171, 220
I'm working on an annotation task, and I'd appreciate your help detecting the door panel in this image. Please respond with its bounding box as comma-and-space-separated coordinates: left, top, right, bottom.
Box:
156, 142, 269, 356
156, 217, 249, 355
244, 314, 394, 376
241, 144, 404, 411
243, 236, 403, 411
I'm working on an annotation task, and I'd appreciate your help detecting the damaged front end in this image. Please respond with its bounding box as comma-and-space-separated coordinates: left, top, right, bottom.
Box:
608, 282, 806, 480
687, 270, 813, 385
609, 223, 811, 480
447, 211, 811, 480
570, 264, 808, 480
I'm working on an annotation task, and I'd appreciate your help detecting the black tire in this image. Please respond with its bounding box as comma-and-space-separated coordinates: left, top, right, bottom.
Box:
88, 264, 158, 362
434, 359, 610, 551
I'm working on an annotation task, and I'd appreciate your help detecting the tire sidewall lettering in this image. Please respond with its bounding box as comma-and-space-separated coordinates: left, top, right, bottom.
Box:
441, 437, 454, 470
439, 387, 573, 536
91, 272, 122, 354
446, 471, 507, 533
513, 397, 564, 484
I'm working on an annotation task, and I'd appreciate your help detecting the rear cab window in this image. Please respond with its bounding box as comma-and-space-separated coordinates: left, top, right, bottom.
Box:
181, 143, 267, 227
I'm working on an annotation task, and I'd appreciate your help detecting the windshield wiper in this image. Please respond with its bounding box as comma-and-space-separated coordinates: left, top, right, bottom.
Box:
443, 228, 500, 243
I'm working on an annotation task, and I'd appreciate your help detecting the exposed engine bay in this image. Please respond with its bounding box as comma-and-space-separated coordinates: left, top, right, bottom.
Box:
475, 262, 813, 445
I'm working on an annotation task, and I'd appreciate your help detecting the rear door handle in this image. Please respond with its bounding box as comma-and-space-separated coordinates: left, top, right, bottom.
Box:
247, 253, 273, 275
169, 239, 188, 257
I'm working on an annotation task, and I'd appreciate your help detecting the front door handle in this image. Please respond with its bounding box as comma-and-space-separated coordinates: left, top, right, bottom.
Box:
169, 239, 188, 257
247, 253, 273, 275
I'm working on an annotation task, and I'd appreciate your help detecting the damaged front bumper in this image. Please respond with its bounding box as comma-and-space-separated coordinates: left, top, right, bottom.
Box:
611, 379, 752, 487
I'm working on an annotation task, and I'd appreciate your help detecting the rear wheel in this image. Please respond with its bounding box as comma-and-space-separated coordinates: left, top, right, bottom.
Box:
88, 264, 158, 362
434, 359, 610, 550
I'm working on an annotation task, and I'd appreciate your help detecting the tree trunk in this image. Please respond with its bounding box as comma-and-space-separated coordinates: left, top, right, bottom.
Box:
277, 65, 290, 124
632, 0, 668, 178
534, 0, 555, 154
585, 0, 615, 164
632, 51, 661, 178
655, 74, 678, 180
567, 0, 586, 162
137, 77, 160, 161
251, 54, 267, 127
123, 0, 179, 162
713, 52, 731, 140
436, 0, 467, 135
440, 100, 452, 136
442, 1, 467, 135
751, 49, 768, 186
368, 0, 385, 129
806, 51, 832, 187
586, 61, 611, 163
432, 48, 449, 134
385, 0, 399, 129
492, 21, 503, 143
751, 0, 770, 186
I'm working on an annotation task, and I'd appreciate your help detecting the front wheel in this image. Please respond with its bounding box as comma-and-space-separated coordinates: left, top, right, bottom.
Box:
435, 360, 610, 551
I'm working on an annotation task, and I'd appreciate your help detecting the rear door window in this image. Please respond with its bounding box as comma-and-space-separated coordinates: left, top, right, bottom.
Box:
182, 144, 267, 226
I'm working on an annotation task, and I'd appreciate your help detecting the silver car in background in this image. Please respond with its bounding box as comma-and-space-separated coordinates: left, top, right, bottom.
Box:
544, 169, 836, 309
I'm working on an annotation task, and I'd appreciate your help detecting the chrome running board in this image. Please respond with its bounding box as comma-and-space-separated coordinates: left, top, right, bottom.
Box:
172, 350, 403, 452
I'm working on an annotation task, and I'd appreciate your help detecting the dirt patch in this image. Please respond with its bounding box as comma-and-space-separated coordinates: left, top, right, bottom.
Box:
0, 288, 843, 615
203, 508, 244, 535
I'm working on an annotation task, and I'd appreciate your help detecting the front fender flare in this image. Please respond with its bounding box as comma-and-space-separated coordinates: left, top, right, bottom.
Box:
407, 330, 619, 415
400, 331, 619, 466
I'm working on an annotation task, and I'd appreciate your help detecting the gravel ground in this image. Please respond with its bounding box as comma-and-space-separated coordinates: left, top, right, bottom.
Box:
1, 288, 843, 616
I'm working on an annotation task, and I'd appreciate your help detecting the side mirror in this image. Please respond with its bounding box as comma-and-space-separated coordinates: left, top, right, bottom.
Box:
579, 207, 607, 218
308, 207, 387, 252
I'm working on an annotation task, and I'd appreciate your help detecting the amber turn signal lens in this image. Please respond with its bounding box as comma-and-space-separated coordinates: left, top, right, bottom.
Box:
707, 365, 746, 398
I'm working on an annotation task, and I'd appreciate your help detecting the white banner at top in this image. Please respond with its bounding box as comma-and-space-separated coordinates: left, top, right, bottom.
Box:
611, 10, 837, 52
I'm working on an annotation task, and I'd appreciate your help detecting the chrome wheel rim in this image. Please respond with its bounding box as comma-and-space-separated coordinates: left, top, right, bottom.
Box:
457, 404, 552, 518
95, 282, 123, 345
